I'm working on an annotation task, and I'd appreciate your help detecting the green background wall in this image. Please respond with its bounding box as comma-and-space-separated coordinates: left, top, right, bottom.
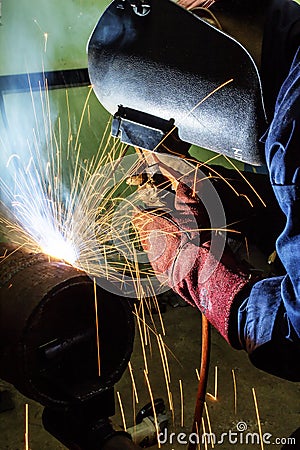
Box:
0, 0, 108, 74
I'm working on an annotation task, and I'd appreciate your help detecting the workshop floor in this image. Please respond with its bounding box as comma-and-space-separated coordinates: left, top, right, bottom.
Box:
0, 300, 300, 450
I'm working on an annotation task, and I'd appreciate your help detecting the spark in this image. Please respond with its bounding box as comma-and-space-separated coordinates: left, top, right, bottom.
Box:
204, 402, 214, 448
214, 366, 218, 400
244, 236, 250, 262
155, 297, 166, 336
224, 155, 267, 207
268, 250, 277, 265
252, 388, 264, 450
0, 76, 274, 450
179, 379, 184, 427
33, 18, 43, 33
0, 248, 8, 259
148, 280, 166, 336
207, 366, 218, 401
116, 391, 127, 432
88, 104, 91, 127
195, 420, 201, 450
232, 369, 237, 415
192, 165, 201, 198
159, 334, 171, 383
146, 324, 153, 357
134, 303, 149, 374
132, 401, 137, 435
128, 361, 139, 404
24, 403, 29, 450
141, 297, 148, 345
74, 86, 93, 151
152, 79, 234, 154
130, 306, 181, 428
202, 417, 208, 450
44, 32, 48, 53
144, 370, 161, 448
132, 306, 182, 363
40, 236, 78, 264
25, 157, 34, 174
6, 154, 21, 167
157, 333, 173, 413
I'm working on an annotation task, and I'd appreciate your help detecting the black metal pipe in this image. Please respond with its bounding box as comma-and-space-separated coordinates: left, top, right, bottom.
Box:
0, 243, 134, 408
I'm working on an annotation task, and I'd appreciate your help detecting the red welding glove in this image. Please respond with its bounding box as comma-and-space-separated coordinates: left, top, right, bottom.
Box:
133, 181, 254, 347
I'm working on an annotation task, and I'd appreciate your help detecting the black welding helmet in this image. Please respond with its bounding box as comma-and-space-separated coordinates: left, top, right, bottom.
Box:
88, 0, 267, 165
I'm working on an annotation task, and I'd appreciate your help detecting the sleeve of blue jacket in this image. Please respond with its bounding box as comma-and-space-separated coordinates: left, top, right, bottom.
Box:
237, 47, 300, 381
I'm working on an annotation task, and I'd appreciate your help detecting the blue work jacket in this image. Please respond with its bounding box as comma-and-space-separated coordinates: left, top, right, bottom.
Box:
238, 34, 300, 380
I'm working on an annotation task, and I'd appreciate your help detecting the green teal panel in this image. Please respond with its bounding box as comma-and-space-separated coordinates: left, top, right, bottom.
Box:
0, 86, 111, 169
0, 0, 109, 75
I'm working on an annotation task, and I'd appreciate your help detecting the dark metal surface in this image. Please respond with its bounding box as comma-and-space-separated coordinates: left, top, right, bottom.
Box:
0, 243, 134, 407
42, 391, 117, 449
88, 0, 267, 165
0, 69, 90, 95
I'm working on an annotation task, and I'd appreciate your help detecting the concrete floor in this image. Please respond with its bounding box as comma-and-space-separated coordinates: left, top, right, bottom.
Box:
0, 300, 299, 450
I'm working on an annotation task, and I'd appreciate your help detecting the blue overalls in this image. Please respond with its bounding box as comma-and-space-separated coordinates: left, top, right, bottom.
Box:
238, 45, 300, 381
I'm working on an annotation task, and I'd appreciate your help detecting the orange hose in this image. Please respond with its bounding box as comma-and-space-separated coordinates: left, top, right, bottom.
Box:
188, 314, 211, 450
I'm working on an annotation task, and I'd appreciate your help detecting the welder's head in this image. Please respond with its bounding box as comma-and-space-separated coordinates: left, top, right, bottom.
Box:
88, 0, 269, 165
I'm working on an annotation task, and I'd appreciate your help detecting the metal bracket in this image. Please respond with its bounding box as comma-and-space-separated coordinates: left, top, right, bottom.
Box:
111, 105, 191, 156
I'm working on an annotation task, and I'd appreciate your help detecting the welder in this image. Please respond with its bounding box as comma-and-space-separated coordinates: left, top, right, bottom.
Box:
133, 0, 300, 383
82, 1, 300, 445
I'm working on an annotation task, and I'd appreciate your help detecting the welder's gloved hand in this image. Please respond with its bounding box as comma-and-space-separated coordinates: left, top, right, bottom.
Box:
133, 181, 253, 347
